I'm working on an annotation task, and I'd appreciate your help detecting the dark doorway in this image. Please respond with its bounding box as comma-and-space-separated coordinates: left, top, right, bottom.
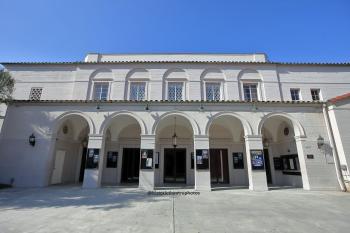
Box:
164, 148, 186, 183
210, 149, 229, 184
79, 147, 87, 182
121, 148, 140, 183
264, 148, 272, 184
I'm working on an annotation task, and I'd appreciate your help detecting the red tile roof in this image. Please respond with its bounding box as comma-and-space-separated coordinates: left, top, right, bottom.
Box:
329, 93, 350, 104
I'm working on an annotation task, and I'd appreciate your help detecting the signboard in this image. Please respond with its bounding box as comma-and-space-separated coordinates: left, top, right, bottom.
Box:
86, 148, 99, 169
251, 150, 264, 170
106, 151, 118, 168
232, 152, 244, 169
196, 149, 209, 170
140, 149, 153, 170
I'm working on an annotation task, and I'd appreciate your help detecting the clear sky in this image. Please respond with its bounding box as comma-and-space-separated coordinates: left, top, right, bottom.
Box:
0, 0, 349, 63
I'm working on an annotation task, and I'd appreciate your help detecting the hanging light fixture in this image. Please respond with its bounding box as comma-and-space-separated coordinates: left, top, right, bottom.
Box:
172, 117, 178, 148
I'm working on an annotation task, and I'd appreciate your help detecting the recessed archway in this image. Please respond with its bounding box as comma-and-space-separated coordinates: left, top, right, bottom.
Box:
260, 114, 306, 189
100, 114, 143, 186
50, 114, 90, 186
154, 113, 195, 187
207, 114, 249, 187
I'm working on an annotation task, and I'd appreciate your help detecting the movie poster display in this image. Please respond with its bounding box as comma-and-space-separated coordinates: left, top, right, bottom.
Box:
86, 148, 99, 169
140, 149, 153, 169
196, 149, 209, 170
250, 150, 265, 170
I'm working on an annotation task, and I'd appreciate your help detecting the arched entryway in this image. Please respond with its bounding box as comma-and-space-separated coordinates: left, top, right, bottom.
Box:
100, 114, 143, 186
154, 113, 195, 187
49, 114, 90, 186
207, 113, 249, 187
259, 114, 306, 189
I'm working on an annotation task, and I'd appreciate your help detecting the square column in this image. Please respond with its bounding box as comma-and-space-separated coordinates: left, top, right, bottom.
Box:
82, 135, 104, 188
244, 135, 268, 191
139, 135, 156, 191
194, 135, 211, 191
294, 136, 311, 190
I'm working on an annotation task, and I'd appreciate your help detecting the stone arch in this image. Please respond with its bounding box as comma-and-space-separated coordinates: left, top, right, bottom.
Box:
258, 112, 306, 138
152, 111, 200, 135
89, 68, 113, 80
53, 111, 95, 136
163, 68, 188, 80
237, 69, 263, 81
205, 111, 253, 136
126, 68, 150, 80
99, 111, 147, 135
200, 68, 226, 81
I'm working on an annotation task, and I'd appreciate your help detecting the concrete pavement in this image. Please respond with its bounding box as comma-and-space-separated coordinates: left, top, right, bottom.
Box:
0, 186, 349, 233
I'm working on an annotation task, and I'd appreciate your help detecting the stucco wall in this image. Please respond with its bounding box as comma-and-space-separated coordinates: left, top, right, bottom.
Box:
4, 63, 350, 102
0, 102, 339, 190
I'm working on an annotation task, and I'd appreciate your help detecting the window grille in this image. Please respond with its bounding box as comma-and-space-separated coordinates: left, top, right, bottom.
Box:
29, 87, 43, 100
311, 89, 320, 101
243, 84, 258, 101
93, 83, 109, 100
168, 82, 183, 101
206, 83, 221, 101
130, 82, 146, 100
290, 89, 300, 101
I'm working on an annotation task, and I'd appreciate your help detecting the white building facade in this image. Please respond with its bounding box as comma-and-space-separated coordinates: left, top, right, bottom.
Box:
0, 53, 350, 191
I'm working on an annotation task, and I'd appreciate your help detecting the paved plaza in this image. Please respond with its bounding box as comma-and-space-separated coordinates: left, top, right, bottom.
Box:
0, 186, 349, 233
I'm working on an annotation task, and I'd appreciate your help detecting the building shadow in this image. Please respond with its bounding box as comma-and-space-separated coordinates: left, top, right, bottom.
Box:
0, 185, 168, 211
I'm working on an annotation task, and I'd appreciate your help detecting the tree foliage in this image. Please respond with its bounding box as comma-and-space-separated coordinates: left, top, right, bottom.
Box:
0, 70, 15, 101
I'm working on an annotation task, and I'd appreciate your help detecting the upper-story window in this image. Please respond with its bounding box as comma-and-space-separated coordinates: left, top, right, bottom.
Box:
93, 82, 109, 100
168, 82, 183, 101
129, 82, 146, 101
290, 89, 301, 101
206, 83, 221, 101
311, 89, 321, 101
243, 84, 258, 101
29, 87, 43, 100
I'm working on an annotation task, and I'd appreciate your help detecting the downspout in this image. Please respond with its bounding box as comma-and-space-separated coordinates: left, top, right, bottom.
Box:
322, 103, 347, 191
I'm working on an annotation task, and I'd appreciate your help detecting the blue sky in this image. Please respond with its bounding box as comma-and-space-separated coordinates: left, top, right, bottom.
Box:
0, 0, 349, 62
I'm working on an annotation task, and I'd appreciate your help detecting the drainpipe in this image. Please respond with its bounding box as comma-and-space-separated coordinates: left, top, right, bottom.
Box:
322, 103, 347, 191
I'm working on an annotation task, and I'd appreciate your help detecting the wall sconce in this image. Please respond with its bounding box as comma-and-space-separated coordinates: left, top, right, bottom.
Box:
252, 103, 258, 112
96, 104, 101, 110
317, 135, 324, 149
199, 103, 204, 112
29, 133, 36, 147
145, 103, 150, 111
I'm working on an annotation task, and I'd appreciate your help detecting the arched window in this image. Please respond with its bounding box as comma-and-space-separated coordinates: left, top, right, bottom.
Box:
88, 69, 113, 100
163, 69, 189, 101
237, 69, 265, 101
200, 69, 226, 101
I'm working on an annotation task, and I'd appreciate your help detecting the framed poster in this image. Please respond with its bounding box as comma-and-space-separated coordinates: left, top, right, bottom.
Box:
140, 149, 153, 170
106, 151, 118, 168
251, 150, 265, 170
86, 148, 99, 169
232, 152, 244, 169
196, 149, 209, 170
